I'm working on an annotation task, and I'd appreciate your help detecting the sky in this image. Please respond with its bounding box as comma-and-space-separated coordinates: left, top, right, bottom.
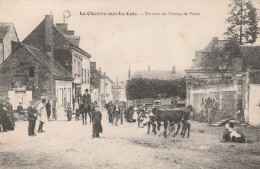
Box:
0, 0, 245, 82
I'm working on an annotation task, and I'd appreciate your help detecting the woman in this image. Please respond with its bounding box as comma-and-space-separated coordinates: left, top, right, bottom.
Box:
92, 105, 102, 138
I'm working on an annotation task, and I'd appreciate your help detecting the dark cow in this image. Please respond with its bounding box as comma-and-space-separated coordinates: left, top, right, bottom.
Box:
152, 106, 192, 138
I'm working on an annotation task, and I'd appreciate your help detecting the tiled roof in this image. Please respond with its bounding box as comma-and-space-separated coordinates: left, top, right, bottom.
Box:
24, 44, 73, 80
131, 70, 185, 80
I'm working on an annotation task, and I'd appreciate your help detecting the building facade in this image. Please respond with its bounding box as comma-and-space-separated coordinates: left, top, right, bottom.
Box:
22, 15, 91, 110
0, 22, 20, 65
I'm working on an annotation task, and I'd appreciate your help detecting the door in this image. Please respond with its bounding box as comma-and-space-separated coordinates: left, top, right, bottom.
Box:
249, 84, 260, 127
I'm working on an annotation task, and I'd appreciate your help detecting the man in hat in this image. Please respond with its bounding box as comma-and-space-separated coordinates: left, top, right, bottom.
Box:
92, 104, 102, 138
17, 102, 25, 120
82, 89, 91, 108
37, 98, 48, 133
27, 101, 37, 136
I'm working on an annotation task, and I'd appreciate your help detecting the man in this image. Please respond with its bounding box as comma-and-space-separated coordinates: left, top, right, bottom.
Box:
27, 101, 37, 136
112, 101, 121, 126
107, 101, 113, 123
4, 98, 15, 130
37, 98, 48, 133
82, 89, 91, 110
0, 99, 5, 132
46, 100, 51, 121
17, 102, 25, 120
92, 105, 102, 138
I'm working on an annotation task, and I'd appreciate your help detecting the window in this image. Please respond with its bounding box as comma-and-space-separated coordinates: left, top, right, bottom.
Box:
82, 68, 84, 83
28, 67, 34, 77
73, 59, 76, 76
85, 69, 87, 84
77, 60, 80, 76
87, 70, 90, 84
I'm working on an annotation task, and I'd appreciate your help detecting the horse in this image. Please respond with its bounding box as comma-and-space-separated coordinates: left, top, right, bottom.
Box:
81, 101, 96, 125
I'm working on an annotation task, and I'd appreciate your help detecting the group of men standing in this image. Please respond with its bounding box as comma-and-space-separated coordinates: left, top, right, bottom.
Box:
106, 101, 124, 126
26, 98, 51, 136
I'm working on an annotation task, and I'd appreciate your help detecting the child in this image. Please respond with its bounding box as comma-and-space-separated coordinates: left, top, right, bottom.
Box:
67, 103, 72, 121
75, 102, 80, 121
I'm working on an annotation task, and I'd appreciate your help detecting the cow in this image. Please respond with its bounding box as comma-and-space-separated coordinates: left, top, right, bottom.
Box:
152, 106, 192, 138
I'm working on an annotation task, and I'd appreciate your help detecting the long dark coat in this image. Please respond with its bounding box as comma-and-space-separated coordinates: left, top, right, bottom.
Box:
5, 102, 15, 127
92, 109, 102, 134
0, 103, 14, 129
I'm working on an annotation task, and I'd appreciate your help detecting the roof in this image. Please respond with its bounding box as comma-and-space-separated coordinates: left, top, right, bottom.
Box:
0, 22, 19, 41
105, 76, 115, 86
90, 65, 104, 79
131, 70, 185, 80
53, 24, 91, 58
24, 44, 73, 80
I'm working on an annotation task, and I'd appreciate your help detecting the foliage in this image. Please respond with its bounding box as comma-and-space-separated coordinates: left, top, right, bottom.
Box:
126, 78, 186, 100
198, 39, 242, 79
224, 0, 259, 45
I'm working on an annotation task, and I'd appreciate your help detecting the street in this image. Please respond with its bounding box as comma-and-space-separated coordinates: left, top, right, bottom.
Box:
0, 109, 260, 169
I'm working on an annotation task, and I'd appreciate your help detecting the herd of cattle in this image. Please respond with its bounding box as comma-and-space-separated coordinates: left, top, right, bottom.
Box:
124, 105, 193, 138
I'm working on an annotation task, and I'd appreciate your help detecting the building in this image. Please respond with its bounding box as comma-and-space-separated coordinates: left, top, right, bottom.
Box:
131, 65, 184, 80
0, 22, 20, 64
100, 74, 115, 106
0, 43, 73, 119
112, 80, 127, 102
22, 15, 91, 109
90, 62, 104, 106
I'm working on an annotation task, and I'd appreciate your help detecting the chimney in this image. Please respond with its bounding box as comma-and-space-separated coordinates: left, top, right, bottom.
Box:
212, 37, 218, 48
128, 65, 131, 79
56, 23, 68, 34
90, 62, 96, 69
45, 15, 53, 55
103, 72, 106, 77
67, 30, 75, 36
172, 66, 176, 74
99, 67, 101, 73
148, 65, 150, 71
116, 77, 118, 87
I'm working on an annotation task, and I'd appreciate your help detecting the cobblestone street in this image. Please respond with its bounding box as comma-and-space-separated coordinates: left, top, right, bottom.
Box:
0, 109, 260, 169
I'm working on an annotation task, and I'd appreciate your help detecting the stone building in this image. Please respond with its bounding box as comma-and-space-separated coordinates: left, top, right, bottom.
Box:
22, 15, 91, 109
0, 22, 20, 64
0, 43, 73, 119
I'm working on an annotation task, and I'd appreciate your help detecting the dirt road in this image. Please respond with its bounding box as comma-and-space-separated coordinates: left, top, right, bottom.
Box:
0, 109, 260, 169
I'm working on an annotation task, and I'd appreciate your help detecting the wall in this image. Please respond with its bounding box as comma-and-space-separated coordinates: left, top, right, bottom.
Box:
188, 83, 240, 123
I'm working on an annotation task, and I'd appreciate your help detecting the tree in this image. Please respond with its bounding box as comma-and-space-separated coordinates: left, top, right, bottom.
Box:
126, 78, 186, 100
224, 0, 259, 45
198, 39, 242, 80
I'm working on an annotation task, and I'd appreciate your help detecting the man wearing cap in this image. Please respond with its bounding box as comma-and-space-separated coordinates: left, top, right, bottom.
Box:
112, 101, 121, 126
37, 98, 48, 133
27, 101, 37, 136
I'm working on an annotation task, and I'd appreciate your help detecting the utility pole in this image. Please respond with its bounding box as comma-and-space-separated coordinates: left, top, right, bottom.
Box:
240, 0, 243, 44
